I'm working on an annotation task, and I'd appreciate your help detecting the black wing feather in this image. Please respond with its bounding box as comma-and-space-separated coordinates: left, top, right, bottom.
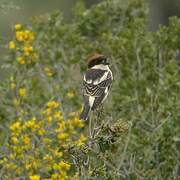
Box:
82, 68, 113, 110
83, 69, 112, 95
85, 69, 106, 81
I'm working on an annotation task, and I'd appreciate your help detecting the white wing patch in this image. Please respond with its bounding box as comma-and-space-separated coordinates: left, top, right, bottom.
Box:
93, 71, 109, 85
102, 88, 109, 103
104, 87, 108, 93
84, 75, 92, 84
89, 96, 95, 107
87, 79, 92, 83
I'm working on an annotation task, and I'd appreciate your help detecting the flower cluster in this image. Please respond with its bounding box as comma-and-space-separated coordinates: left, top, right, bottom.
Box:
8, 23, 38, 65
0, 100, 86, 179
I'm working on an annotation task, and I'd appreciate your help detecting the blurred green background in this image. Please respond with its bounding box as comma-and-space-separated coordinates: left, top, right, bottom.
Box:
0, 0, 180, 35
0, 0, 100, 80
0, 0, 100, 39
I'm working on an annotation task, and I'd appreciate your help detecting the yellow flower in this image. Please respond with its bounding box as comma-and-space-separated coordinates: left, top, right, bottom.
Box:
53, 149, 63, 158
56, 122, 66, 132
29, 175, 40, 180
67, 91, 75, 98
54, 111, 62, 120
23, 119, 35, 128
23, 118, 40, 132
43, 154, 52, 161
15, 31, 24, 41
10, 122, 21, 132
51, 173, 68, 180
23, 30, 30, 40
15, 29, 35, 42
58, 133, 69, 140
53, 161, 70, 172
47, 100, 59, 109
22, 135, 30, 145
19, 87, 26, 97
58, 161, 71, 171
11, 136, 18, 144
38, 128, 45, 136
17, 56, 26, 65
47, 116, 52, 123
72, 117, 85, 128
23, 45, 33, 56
24, 30, 35, 41
14, 24, 22, 30
9, 41, 16, 49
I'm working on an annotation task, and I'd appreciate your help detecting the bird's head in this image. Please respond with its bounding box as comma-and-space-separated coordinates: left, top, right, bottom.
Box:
87, 53, 109, 69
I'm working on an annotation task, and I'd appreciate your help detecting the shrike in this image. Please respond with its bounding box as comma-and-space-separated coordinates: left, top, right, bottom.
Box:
80, 53, 113, 120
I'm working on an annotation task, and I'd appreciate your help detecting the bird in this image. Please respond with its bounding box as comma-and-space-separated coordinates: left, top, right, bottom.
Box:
80, 53, 113, 120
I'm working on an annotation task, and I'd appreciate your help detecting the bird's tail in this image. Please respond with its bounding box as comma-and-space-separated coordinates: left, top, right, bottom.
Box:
80, 106, 91, 121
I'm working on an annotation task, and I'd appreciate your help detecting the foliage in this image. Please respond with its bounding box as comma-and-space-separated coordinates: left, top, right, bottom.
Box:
0, 0, 180, 179
1, 101, 86, 179
0, 0, 19, 12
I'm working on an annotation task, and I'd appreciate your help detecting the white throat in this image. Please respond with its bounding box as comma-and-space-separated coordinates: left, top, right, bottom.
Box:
92, 64, 110, 71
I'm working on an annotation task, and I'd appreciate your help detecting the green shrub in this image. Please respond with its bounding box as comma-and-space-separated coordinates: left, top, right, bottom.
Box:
0, 0, 179, 179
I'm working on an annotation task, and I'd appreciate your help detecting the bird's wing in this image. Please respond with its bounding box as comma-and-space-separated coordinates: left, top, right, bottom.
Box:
83, 69, 113, 97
